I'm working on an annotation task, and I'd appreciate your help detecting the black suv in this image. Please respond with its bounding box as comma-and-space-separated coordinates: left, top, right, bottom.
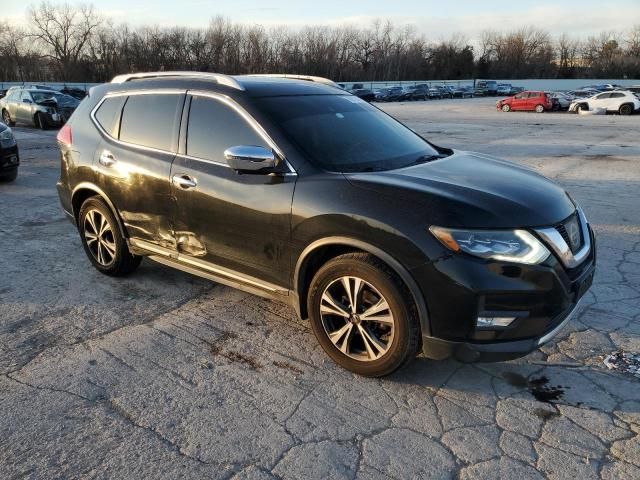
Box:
57, 72, 596, 377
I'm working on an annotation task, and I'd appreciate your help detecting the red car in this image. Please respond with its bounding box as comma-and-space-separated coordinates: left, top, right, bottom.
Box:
497, 91, 553, 113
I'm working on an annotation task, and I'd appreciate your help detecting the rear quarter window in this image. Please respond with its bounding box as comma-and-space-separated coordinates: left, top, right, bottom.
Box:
94, 96, 126, 137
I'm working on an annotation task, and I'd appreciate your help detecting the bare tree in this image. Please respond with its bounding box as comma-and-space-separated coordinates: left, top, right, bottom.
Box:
28, 2, 101, 80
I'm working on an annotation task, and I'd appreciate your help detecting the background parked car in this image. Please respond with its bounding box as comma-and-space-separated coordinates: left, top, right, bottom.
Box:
0, 88, 79, 129
475, 80, 498, 96
496, 84, 512, 96
60, 87, 88, 99
405, 84, 429, 100
569, 89, 601, 98
452, 86, 474, 98
496, 91, 552, 113
0, 121, 19, 182
569, 91, 640, 115
350, 88, 376, 102
547, 92, 575, 110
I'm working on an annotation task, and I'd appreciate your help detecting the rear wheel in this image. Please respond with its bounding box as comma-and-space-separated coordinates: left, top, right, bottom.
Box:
501, 104, 511, 112
619, 104, 633, 115
307, 253, 421, 377
535, 104, 545, 113
78, 197, 142, 276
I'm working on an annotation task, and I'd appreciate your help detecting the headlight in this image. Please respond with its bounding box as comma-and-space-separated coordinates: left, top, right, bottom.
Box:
429, 226, 550, 265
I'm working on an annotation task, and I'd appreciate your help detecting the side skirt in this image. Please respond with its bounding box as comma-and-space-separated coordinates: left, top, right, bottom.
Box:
129, 238, 293, 304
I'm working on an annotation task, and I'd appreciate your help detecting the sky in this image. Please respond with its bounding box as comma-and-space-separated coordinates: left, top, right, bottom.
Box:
4, 0, 640, 41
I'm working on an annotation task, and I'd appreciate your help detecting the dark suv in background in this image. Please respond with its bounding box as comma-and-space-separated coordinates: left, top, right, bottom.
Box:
57, 72, 595, 377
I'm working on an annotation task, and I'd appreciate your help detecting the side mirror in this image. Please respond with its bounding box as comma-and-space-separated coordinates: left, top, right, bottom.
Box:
224, 145, 278, 173
22, 98, 32, 104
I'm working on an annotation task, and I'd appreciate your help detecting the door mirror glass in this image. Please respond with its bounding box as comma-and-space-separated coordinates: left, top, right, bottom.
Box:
224, 145, 278, 173
22, 98, 32, 104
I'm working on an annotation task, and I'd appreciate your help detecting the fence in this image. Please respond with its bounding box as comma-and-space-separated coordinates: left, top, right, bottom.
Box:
2, 78, 639, 93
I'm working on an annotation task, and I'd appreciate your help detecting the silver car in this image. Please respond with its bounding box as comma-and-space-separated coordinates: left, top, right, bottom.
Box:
0, 88, 79, 129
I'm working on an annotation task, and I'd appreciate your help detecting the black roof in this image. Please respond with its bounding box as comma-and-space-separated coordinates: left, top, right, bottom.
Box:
99, 75, 345, 98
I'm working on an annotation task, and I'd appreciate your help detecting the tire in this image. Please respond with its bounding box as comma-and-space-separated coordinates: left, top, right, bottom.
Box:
2, 109, 14, 127
576, 103, 588, 113
35, 112, 47, 130
0, 169, 18, 182
307, 253, 421, 377
78, 197, 142, 276
535, 104, 545, 113
619, 104, 633, 115
501, 104, 511, 112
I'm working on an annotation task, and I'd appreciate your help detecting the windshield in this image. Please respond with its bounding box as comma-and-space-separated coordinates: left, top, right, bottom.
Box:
31, 91, 79, 107
255, 94, 441, 173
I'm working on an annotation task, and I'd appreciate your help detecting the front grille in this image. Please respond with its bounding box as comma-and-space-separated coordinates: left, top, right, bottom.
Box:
554, 213, 583, 253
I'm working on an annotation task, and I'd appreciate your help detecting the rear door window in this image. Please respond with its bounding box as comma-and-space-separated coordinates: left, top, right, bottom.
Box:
119, 93, 183, 151
186, 95, 268, 162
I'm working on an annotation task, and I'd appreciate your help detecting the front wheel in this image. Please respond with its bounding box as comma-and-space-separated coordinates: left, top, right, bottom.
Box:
78, 197, 142, 276
0, 169, 18, 182
501, 104, 511, 112
2, 109, 14, 126
35, 112, 47, 130
307, 253, 421, 377
535, 104, 545, 113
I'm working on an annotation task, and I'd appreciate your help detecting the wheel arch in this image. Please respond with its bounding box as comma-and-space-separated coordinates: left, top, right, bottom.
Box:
619, 102, 634, 114
71, 183, 127, 238
294, 236, 430, 336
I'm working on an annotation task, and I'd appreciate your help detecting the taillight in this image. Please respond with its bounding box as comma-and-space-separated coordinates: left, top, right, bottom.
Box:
57, 124, 72, 146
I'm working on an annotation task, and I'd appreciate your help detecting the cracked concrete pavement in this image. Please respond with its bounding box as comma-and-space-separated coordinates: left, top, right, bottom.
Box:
1, 97, 639, 479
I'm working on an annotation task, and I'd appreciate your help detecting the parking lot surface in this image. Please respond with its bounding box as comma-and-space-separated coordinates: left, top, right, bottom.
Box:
1, 97, 639, 479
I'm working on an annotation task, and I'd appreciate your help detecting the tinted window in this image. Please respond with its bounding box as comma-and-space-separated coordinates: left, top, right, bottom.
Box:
609, 92, 625, 98
120, 94, 181, 151
95, 96, 126, 137
186, 96, 267, 161
514, 93, 526, 99
596, 93, 611, 99
256, 94, 442, 172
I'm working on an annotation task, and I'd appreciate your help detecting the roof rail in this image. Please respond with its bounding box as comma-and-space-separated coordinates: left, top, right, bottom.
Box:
110, 71, 245, 91
246, 74, 339, 89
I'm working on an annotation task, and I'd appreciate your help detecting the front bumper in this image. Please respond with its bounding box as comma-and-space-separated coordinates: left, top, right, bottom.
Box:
0, 144, 19, 173
414, 224, 596, 362
421, 297, 587, 362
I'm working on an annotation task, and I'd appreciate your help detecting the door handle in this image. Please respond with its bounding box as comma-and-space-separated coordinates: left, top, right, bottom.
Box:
172, 174, 197, 189
99, 150, 116, 167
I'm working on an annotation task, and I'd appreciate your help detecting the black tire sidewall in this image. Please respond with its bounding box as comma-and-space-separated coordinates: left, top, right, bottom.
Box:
307, 257, 415, 377
0, 169, 18, 182
78, 197, 139, 276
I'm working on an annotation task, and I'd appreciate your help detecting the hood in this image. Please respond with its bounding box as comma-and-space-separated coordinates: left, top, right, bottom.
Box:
345, 151, 575, 228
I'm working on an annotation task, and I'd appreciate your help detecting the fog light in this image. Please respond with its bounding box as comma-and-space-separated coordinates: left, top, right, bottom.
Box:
477, 316, 516, 328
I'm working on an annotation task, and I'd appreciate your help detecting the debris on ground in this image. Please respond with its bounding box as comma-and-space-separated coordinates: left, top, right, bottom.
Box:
603, 351, 640, 378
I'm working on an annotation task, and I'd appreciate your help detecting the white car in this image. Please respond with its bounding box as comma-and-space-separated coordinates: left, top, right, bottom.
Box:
569, 91, 640, 115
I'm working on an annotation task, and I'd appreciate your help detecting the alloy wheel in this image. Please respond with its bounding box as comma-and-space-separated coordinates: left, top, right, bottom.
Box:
2, 111, 10, 124
319, 276, 395, 361
83, 209, 117, 266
